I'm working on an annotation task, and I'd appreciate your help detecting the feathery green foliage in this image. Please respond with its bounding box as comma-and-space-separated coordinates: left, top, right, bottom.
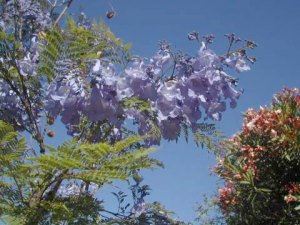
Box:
0, 120, 28, 221
38, 18, 132, 82
0, 120, 161, 224
188, 122, 224, 151
29, 135, 159, 183
37, 28, 65, 81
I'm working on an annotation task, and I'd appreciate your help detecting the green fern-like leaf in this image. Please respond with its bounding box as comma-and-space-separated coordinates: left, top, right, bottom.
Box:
37, 28, 65, 81
0, 120, 27, 164
29, 135, 159, 187
37, 18, 133, 86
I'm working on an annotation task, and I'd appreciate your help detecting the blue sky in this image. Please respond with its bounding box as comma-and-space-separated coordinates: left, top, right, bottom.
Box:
65, 0, 300, 223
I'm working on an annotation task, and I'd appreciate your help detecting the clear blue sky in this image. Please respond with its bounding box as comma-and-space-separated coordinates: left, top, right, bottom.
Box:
65, 0, 300, 223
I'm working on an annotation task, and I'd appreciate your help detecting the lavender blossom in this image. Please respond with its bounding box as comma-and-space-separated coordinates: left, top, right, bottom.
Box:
17, 55, 37, 76
188, 31, 199, 41
43, 37, 252, 143
57, 183, 81, 197
131, 200, 146, 217
225, 52, 251, 73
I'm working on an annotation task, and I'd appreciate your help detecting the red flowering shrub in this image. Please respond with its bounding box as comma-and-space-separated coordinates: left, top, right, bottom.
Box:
214, 88, 300, 224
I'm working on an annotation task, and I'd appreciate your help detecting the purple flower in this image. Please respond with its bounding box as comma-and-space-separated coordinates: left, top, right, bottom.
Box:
77, 12, 93, 30
86, 84, 122, 123
57, 183, 81, 197
3, 0, 52, 34
92, 59, 116, 86
131, 200, 146, 217
116, 77, 134, 100
150, 51, 172, 75
188, 31, 199, 41
159, 117, 182, 140
17, 57, 36, 76
193, 42, 219, 69
206, 101, 226, 121
154, 80, 183, 121
118, 59, 157, 100
225, 53, 250, 73
11, 22, 255, 144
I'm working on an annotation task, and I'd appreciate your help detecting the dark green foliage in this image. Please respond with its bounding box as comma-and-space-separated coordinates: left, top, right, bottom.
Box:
45, 193, 103, 225
212, 89, 300, 225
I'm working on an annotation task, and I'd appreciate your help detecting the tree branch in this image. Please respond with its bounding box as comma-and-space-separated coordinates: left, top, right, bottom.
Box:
52, 0, 74, 27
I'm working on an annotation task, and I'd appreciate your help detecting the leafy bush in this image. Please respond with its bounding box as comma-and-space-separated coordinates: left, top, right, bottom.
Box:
214, 88, 300, 224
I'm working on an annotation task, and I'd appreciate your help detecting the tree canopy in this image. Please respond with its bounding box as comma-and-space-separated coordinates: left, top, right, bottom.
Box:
0, 0, 257, 224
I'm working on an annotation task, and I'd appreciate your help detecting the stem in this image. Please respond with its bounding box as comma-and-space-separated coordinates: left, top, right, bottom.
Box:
1, 37, 45, 152
170, 61, 177, 80
13, 177, 25, 204
223, 44, 250, 58
101, 209, 128, 219
52, 0, 74, 27
42, 169, 68, 201
0, 70, 45, 152
226, 38, 234, 56
13, 53, 46, 152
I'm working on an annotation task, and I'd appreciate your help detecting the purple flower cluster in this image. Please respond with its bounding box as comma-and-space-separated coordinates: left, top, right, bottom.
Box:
0, 0, 49, 77
0, 0, 52, 34
0, 82, 26, 130
0, 1, 53, 134
131, 199, 146, 217
45, 40, 251, 143
0, 1, 254, 144
0, 79, 43, 131
0, 35, 44, 133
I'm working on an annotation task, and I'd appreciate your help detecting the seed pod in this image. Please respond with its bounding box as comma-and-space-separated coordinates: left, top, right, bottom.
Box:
47, 130, 55, 138
106, 11, 115, 19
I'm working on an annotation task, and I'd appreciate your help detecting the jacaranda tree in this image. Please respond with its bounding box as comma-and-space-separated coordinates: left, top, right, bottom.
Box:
0, 0, 255, 224
214, 88, 300, 225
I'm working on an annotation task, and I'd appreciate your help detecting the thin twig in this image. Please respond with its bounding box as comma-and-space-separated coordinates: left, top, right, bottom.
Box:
52, 0, 74, 27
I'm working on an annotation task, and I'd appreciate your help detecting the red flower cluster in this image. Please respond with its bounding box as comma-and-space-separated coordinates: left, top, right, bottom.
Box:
218, 181, 239, 213
242, 107, 292, 148
284, 182, 300, 204
287, 182, 300, 194
215, 88, 300, 214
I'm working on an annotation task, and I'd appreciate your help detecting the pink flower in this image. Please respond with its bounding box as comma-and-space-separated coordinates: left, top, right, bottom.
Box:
284, 194, 298, 204
270, 129, 277, 138
233, 174, 243, 180
245, 117, 258, 131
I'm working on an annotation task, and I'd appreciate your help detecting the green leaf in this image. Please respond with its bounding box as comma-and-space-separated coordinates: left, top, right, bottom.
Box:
239, 180, 251, 185
123, 42, 132, 52
256, 188, 272, 193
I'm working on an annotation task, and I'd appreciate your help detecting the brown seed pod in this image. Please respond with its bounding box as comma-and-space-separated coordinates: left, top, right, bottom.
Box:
47, 130, 55, 138
106, 2, 116, 19
106, 11, 115, 19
